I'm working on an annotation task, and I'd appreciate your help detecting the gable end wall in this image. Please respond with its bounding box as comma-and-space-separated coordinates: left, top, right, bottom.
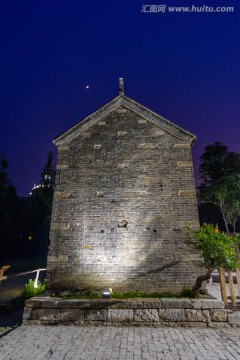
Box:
47, 107, 202, 292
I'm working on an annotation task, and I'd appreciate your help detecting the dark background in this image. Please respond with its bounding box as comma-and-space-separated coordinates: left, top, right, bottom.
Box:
1, 0, 239, 196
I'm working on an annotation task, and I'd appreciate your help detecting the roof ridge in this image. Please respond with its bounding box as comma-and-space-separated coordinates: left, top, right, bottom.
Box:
53, 94, 195, 146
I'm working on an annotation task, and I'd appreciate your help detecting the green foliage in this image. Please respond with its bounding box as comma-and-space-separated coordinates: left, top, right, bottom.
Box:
198, 142, 240, 233
29, 152, 56, 259
62, 289, 193, 299
187, 224, 240, 272
21, 279, 46, 298
0, 153, 55, 268
10, 279, 46, 308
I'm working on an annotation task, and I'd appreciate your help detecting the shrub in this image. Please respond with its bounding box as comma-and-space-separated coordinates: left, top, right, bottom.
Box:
11, 279, 46, 307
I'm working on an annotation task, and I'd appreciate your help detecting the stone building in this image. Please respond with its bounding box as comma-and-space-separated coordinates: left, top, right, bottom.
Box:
46, 79, 201, 293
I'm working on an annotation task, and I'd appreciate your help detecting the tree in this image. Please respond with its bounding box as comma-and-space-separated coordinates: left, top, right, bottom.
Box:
0, 156, 19, 254
29, 152, 55, 259
187, 224, 240, 297
198, 142, 240, 233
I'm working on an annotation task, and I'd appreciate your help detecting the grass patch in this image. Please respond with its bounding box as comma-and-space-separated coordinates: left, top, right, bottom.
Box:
60, 288, 194, 299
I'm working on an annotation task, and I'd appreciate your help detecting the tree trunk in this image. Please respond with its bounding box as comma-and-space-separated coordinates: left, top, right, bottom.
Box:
219, 197, 230, 234
221, 210, 230, 234
233, 218, 236, 233
189, 266, 214, 298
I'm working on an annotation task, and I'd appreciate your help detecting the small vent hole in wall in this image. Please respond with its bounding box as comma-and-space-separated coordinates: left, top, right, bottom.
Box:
97, 192, 104, 197
101, 230, 104, 233
153, 229, 157, 233
118, 220, 128, 228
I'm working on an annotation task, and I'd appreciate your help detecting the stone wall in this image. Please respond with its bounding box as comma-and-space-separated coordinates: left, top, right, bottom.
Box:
23, 296, 239, 328
47, 104, 201, 292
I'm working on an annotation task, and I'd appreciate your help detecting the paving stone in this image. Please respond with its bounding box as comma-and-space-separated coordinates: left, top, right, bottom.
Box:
2, 324, 240, 359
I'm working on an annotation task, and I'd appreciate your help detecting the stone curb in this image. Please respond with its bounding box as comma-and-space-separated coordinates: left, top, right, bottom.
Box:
23, 296, 238, 328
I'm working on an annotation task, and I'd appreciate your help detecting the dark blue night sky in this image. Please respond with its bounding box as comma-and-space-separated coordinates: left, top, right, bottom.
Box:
1, 0, 239, 196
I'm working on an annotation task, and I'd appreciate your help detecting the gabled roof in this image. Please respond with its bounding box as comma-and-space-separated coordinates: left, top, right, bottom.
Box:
54, 80, 196, 146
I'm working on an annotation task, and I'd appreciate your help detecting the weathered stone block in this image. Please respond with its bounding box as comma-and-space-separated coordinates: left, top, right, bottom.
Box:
174, 143, 190, 148
60, 309, 84, 322
161, 299, 193, 309
179, 190, 196, 196
228, 312, 240, 326
208, 322, 231, 329
56, 165, 68, 170
32, 309, 60, 321
54, 191, 70, 199
132, 299, 161, 309
191, 299, 225, 309
137, 143, 154, 149
177, 322, 207, 328
84, 309, 108, 321
209, 309, 227, 322
78, 300, 91, 309
159, 309, 185, 322
185, 310, 210, 322
134, 309, 159, 322
59, 146, 69, 151
90, 299, 120, 309
25, 298, 42, 308
177, 161, 192, 167
40, 298, 61, 308
118, 131, 127, 137
108, 309, 133, 322
59, 300, 81, 309
22, 307, 33, 320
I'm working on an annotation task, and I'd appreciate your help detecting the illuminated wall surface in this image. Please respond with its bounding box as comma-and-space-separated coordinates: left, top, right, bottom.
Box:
47, 89, 202, 292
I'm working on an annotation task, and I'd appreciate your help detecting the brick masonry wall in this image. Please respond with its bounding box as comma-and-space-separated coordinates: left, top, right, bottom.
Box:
47, 105, 202, 292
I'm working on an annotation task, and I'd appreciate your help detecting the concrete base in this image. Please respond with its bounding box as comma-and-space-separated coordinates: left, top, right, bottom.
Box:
23, 296, 239, 328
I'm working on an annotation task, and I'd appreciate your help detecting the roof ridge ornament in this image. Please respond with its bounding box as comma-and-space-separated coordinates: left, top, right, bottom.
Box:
119, 77, 124, 95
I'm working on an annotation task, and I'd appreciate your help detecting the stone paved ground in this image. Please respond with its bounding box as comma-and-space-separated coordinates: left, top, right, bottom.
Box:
0, 325, 240, 360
